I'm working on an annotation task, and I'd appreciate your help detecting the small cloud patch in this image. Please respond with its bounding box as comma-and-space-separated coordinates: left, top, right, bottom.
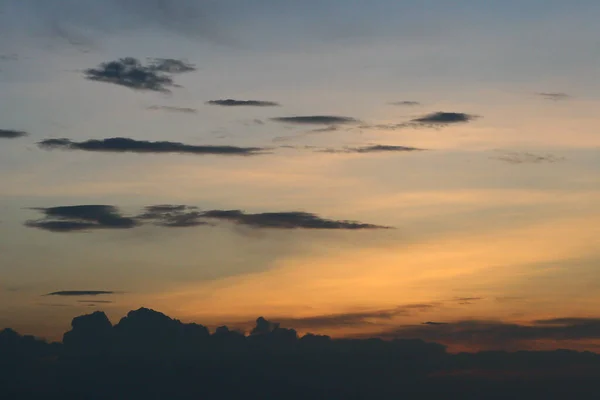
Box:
0, 129, 28, 139
207, 99, 280, 107
271, 116, 359, 125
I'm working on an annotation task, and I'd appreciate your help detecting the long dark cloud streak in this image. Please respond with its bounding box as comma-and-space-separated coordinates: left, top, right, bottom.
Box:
0, 129, 28, 138
45, 291, 115, 297
38, 138, 265, 156
272, 116, 359, 125
207, 99, 280, 107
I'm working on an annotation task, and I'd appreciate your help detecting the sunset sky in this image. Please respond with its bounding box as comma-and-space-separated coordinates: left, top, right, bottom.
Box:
1, 0, 599, 352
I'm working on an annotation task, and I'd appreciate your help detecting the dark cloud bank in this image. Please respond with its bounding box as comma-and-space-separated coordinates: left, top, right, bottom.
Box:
39, 137, 264, 156
45, 291, 116, 297
84, 57, 196, 92
25, 204, 390, 233
2, 308, 600, 399
363, 112, 478, 130
207, 99, 280, 107
319, 145, 424, 154
0, 129, 28, 139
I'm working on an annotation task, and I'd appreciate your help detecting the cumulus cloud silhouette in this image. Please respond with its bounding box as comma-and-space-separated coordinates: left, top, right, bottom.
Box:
271, 116, 359, 125
0, 129, 28, 138
38, 137, 265, 156
207, 99, 280, 107
45, 291, 116, 297
147, 105, 197, 113
25, 205, 138, 232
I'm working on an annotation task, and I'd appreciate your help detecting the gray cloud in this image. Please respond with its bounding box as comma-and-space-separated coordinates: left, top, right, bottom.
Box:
147, 105, 197, 114
45, 291, 116, 297
0, 129, 28, 139
25, 204, 390, 233
389, 101, 421, 106
271, 116, 360, 125
410, 112, 476, 125
374, 318, 600, 349
38, 137, 265, 156
207, 99, 280, 107
25, 205, 138, 233
201, 210, 390, 230
84, 57, 194, 92
136, 205, 209, 228
320, 145, 424, 154
240, 304, 436, 331
537, 92, 570, 101
492, 151, 565, 164
77, 300, 114, 304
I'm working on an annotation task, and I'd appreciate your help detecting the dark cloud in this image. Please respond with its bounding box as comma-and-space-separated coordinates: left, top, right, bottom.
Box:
25, 205, 138, 233
25, 204, 389, 233
77, 300, 114, 304
537, 92, 570, 101
136, 205, 209, 228
271, 116, 360, 125
492, 151, 565, 164
147, 105, 197, 114
263, 304, 437, 330
320, 145, 424, 154
375, 318, 600, 350
455, 297, 484, 303
201, 210, 390, 230
147, 58, 196, 74
45, 291, 115, 297
207, 99, 280, 107
38, 137, 265, 156
84, 57, 190, 92
0, 129, 28, 139
410, 112, 476, 125
389, 101, 421, 106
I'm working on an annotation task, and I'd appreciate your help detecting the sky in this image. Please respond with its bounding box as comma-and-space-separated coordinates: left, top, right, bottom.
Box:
1, 0, 599, 352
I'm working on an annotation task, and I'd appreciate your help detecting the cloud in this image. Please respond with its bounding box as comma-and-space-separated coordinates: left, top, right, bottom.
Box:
147, 105, 197, 114
492, 151, 565, 164
45, 291, 116, 297
262, 304, 437, 330
271, 116, 360, 125
38, 137, 265, 156
375, 318, 600, 350
410, 112, 476, 126
0, 129, 28, 139
537, 92, 570, 101
25, 205, 138, 233
25, 204, 390, 233
207, 99, 280, 107
201, 210, 390, 230
77, 300, 114, 304
136, 205, 209, 228
389, 101, 421, 106
319, 145, 424, 154
147, 58, 196, 74
84, 57, 193, 92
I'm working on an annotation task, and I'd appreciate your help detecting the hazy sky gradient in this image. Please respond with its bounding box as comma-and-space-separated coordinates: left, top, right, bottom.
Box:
1, 0, 599, 351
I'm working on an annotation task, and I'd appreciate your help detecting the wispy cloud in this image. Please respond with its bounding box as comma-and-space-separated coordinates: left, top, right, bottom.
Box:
389, 101, 421, 106
38, 138, 265, 156
25, 205, 391, 233
319, 145, 424, 154
147, 105, 197, 114
201, 210, 391, 230
492, 151, 565, 164
0, 129, 28, 139
537, 92, 570, 101
45, 291, 116, 297
207, 99, 280, 107
271, 116, 360, 125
